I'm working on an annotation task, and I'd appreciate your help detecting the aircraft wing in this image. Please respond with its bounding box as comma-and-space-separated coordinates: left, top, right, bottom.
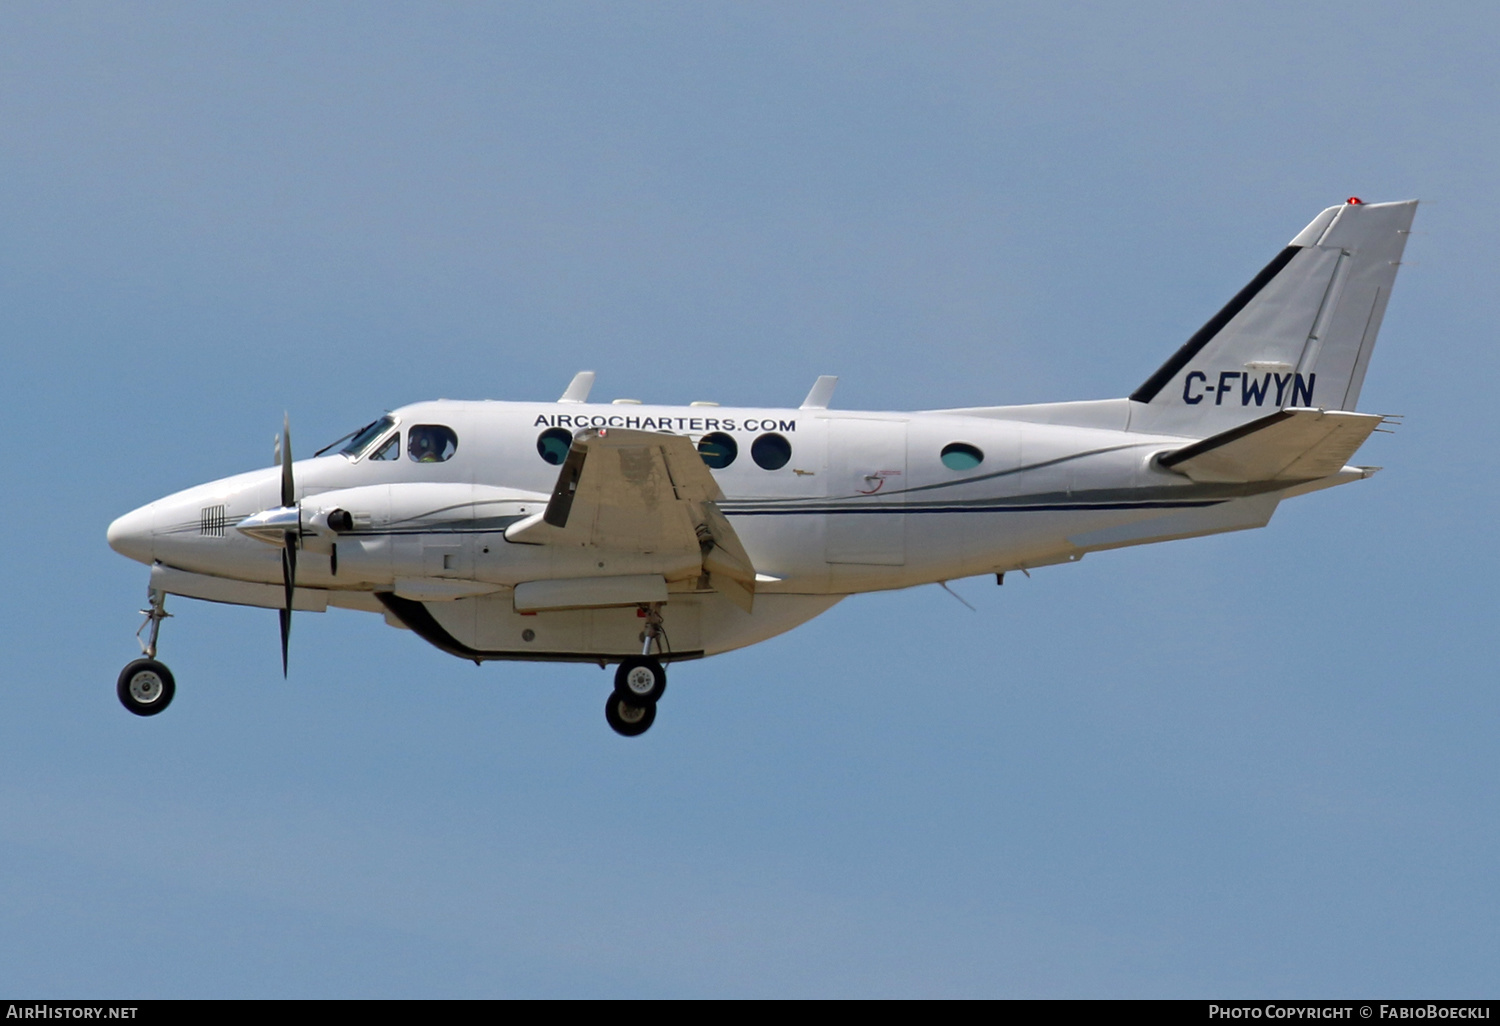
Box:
1158, 408, 1385, 483
505, 428, 757, 610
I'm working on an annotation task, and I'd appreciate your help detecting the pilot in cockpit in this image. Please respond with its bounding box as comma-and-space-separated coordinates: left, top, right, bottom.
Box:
407, 425, 456, 463
410, 431, 440, 463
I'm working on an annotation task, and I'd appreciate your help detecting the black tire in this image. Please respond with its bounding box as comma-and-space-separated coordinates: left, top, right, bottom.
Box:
605, 693, 656, 737
613, 657, 667, 704
117, 658, 176, 717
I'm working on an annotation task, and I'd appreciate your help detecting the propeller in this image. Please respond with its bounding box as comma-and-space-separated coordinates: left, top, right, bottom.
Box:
239, 414, 350, 676
278, 414, 298, 677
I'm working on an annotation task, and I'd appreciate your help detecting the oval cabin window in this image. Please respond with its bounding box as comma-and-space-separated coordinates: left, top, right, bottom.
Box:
940, 442, 983, 471
536, 428, 573, 465
751, 433, 792, 471
697, 432, 738, 469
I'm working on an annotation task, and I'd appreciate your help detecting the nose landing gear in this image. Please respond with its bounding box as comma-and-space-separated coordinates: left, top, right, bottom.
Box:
118, 588, 176, 717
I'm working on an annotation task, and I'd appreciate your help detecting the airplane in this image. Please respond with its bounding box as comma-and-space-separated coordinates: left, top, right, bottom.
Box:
107, 197, 1416, 736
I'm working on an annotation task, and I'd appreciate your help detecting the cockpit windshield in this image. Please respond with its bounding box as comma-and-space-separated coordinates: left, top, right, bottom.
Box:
334, 415, 398, 460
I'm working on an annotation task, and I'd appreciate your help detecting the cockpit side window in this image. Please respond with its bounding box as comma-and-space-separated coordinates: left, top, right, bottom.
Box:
338, 415, 398, 460
408, 425, 458, 463
369, 433, 400, 461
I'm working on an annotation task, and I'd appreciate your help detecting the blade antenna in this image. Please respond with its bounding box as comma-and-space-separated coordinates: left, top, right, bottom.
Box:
937, 580, 977, 612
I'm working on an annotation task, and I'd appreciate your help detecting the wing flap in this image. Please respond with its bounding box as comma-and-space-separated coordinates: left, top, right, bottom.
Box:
1159, 408, 1384, 483
505, 428, 757, 610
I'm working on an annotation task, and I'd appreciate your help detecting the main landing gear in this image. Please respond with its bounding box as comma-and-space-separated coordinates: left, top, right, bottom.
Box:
605, 688, 658, 737
605, 605, 669, 737
606, 657, 665, 737
118, 588, 176, 717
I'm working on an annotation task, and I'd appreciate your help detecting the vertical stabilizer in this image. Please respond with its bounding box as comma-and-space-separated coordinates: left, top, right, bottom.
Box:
1129, 199, 1415, 437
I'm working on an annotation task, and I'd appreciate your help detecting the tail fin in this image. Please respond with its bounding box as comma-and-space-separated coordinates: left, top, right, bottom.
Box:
1129, 199, 1416, 437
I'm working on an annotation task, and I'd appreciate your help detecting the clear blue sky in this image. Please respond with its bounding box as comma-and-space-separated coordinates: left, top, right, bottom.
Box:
2, 2, 1496, 997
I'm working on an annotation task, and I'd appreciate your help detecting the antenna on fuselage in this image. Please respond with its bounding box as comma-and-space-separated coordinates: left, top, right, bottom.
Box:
800, 375, 838, 410
559, 371, 596, 404
937, 580, 977, 612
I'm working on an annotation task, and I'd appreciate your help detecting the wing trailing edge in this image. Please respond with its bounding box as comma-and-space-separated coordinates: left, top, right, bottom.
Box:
506, 427, 758, 612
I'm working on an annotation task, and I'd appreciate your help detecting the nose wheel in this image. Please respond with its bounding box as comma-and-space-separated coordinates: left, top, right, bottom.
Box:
118, 587, 176, 716
118, 658, 176, 716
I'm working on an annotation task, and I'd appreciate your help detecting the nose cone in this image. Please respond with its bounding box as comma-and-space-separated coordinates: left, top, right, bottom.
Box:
107, 503, 156, 565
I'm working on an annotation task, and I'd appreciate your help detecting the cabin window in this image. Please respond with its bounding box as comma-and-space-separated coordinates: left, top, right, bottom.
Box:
537, 427, 573, 466
408, 425, 458, 463
751, 433, 792, 471
940, 442, 984, 470
697, 432, 738, 469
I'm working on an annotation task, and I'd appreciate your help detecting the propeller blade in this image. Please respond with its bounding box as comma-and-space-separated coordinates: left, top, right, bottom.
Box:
271, 414, 300, 677
280, 413, 294, 509
280, 532, 297, 677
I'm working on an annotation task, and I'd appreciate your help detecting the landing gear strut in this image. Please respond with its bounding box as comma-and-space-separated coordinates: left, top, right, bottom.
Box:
605, 605, 668, 736
118, 588, 176, 716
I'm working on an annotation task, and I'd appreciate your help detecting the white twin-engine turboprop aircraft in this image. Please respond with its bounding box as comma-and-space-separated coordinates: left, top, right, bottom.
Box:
108, 198, 1415, 735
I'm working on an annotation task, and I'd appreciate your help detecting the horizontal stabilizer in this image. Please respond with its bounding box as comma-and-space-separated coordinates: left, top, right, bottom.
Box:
1158, 408, 1383, 483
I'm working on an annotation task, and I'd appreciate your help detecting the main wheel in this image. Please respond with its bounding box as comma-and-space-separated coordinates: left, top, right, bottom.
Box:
117, 658, 176, 717
613, 657, 667, 704
605, 693, 656, 737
